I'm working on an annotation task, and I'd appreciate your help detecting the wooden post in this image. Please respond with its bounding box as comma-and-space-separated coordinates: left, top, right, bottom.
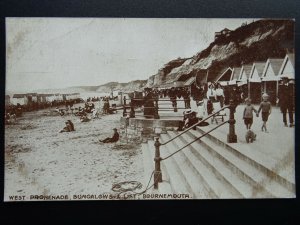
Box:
122, 105, 127, 117
227, 100, 237, 143
248, 79, 250, 99
276, 80, 279, 105
154, 137, 162, 189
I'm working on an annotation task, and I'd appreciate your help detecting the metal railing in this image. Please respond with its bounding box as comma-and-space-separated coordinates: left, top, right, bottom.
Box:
152, 100, 237, 189
123, 97, 191, 118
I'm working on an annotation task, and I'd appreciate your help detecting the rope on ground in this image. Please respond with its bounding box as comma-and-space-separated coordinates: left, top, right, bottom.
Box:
111, 170, 157, 198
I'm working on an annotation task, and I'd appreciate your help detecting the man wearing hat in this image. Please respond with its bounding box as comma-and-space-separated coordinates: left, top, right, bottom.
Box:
99, 128, 120, 143
278, 76, 294, 127
177, 110, 199, 131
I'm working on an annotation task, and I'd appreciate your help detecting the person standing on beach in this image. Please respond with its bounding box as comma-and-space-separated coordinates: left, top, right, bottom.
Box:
257, 93, 272, 132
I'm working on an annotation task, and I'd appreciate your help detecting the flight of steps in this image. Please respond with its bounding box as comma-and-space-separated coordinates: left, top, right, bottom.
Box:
141, 126, 295, 199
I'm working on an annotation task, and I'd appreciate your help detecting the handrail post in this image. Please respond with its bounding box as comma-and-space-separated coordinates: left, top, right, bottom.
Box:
154, 137, 162, 189
129, 102, 135, 118
154, 99, 160, 119
227, 100, 237, 143
122, 105, 127, 117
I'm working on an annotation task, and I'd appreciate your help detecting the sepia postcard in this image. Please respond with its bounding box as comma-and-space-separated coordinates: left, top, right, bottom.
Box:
4, 18, 295, 201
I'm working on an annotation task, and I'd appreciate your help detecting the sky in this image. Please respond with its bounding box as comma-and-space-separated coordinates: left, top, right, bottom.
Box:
6, 18, 256, 92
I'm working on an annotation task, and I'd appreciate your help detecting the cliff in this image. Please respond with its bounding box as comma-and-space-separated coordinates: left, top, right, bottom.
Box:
147, 19, 294, 86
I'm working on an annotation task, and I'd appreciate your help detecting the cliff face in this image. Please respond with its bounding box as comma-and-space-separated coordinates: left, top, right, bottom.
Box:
95, 80, 147, 93
34, 80, 147, 94
147, 19, 294, 85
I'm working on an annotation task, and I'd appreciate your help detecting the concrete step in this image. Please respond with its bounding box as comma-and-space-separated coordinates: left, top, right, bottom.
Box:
187, 129, 295, 198
195, 126, 295, 195
167, 131, 244, 198
160, 134, 218, 198
155, 135, 195, 197
176, 131, 270, 198
170, 132, 251, 199
141, 143, 155, 186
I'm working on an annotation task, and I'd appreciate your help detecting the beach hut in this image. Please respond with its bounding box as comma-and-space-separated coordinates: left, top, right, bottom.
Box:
228, 67, 241, 85
12, 94, 27, 105
249, 61, 266, 103
238, 64, 252, 98
184, 76, 196, 86
26, 93, 38, 103
45, 94, 55, 102
37, 94, 47, 103
54, 93, 63, 101
278, 53, 295, 80
214, 67, 233, 86
261, 58, 284, 104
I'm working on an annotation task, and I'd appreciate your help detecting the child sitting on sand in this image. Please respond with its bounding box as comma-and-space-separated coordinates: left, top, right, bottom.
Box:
59, 120, 75, 133
258, 93, 272, 132
80, 115, 90, 122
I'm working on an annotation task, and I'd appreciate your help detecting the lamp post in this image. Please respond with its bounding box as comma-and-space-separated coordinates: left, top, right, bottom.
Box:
122, 105, 127, 117
227, 99, 237, 143
154, 137, 162, 189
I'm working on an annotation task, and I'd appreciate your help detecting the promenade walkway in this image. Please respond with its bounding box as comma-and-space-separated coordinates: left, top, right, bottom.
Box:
188, 99, 295, 183
153, 97, 295, 184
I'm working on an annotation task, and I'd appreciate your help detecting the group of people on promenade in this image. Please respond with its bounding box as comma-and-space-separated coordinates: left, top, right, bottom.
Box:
133, 76, 294, 135
242, 76, 294, 135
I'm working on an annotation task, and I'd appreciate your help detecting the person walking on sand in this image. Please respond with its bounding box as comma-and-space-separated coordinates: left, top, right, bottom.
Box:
243, 98, 258, 130
258, 93, 272, 132
99, 128, 119, 143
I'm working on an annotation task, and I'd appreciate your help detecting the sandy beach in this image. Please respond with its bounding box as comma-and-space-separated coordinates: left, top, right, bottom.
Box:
4, 103, 144, 201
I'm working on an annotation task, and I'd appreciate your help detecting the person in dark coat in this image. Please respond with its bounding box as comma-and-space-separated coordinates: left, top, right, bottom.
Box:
278, 77, 294, 127
169, 87, 177, 109
229, 85, 240, 107
177, 110, 199, 131
143, 91, 155, 118
183, 88, 191, 109
99, 128, 120, 143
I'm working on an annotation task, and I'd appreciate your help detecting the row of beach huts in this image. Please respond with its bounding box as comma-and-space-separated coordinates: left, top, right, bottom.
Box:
174, 53, 295, 104
5, 93, 80, 106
